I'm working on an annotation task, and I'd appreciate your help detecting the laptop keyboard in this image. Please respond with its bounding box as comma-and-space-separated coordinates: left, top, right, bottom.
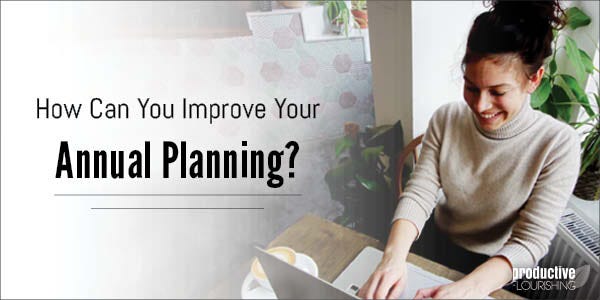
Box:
349, 284, 360, 296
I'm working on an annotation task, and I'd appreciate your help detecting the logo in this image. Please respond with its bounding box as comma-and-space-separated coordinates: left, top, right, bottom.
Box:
511, 265, 590, 291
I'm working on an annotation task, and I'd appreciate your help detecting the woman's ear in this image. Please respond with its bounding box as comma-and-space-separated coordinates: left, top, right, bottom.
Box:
527, 67, 545, 93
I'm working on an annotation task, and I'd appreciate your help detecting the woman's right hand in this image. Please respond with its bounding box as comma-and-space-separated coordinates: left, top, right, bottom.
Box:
359, 219, 417, 299
357, 255, 408, 299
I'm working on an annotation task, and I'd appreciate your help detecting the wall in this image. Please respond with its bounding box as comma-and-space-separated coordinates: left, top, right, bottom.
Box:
411, 1, 485, 137
68, 1, 257, 38
369, 1, 485, 141
369, 1, 414, 144
568, 1, 600, 126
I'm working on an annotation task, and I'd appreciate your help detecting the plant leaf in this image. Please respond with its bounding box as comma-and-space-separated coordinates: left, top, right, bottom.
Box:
560, 74, 594, 117
335, 136, 355, 158
579, 49, 594, 74
551, 85, 572, 122
549, 59, 557, 75
366, 125, 393, 141
539, 96, 558, 118
355, 173, 379, 191
566, 7, 591, 30
361, 146, 384, 164
565, 37, 586, 83
325, 158, 355, 186
580, 130, 600, 175
531, 76, 551, 108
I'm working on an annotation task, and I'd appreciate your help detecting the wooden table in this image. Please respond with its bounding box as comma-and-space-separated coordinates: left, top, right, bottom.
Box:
208, 214, 521, 299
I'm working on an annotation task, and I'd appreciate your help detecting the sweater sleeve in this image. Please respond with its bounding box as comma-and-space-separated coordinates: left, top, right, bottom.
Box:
494, 130, 580, 269
392, 107, 445, 239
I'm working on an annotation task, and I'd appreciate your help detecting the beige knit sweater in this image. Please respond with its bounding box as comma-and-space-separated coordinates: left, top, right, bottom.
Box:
393, 100, 580, 269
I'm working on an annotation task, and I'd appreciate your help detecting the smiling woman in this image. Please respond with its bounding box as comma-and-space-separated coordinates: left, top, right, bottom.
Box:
359, 1, 583, 299
462, 56, 543, 131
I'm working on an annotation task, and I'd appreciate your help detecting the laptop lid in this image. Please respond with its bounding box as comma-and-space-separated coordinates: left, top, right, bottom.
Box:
254, 246, 358, 299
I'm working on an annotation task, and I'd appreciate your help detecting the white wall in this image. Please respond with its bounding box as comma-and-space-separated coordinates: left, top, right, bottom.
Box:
370, 1, 414, 144
26, 1, 257, 39
569, 1, 600, 126
411, 1, 485, 138
370, 1, 486, 141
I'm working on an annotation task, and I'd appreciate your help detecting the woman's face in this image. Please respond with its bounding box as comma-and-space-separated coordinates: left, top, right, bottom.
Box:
463, 56, 543, 131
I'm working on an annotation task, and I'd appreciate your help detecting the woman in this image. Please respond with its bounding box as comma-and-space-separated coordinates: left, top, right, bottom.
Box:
359, 1, 581, 299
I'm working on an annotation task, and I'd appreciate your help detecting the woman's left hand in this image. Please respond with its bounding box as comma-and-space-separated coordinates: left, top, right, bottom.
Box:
413, 279, 488, 299
413, 256, 512, 299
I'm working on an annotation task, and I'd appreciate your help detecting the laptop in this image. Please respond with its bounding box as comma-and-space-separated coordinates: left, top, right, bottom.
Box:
254, 246, 454, 299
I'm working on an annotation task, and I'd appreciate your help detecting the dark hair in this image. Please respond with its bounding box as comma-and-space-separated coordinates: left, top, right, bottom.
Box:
462, 0, 566, 77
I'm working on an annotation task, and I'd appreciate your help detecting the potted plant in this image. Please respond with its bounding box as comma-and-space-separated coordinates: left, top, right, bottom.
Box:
312, 1, 358, 36
278, 1, 308, 9
324, 121, 405, 241
530, 7, 600, 200
573, 96, 599, 200
351, 0, 368, 29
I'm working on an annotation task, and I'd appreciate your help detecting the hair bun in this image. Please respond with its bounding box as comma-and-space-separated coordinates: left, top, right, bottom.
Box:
463, 0, 566, 77
490, 0, 565, 29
